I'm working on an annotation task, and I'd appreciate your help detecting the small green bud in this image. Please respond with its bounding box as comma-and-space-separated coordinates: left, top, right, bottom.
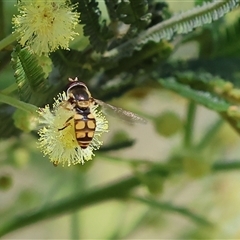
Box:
154, 111, 182, 137
13, 109, 37, 132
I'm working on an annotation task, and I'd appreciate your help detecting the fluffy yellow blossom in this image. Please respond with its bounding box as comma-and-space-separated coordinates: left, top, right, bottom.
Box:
37, 92, 109, 166
12, 0, 80, 56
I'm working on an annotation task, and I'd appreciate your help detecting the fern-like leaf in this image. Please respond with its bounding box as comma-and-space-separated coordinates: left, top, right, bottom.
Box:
11, 46, 50, 105
104, 0, 239, 61
78, 0, 112, 53
117, 0, 151, 29
159, 58, 240, 86
159, 78, 231, 112
211, 17, 240, 57
104, 0, 118, 21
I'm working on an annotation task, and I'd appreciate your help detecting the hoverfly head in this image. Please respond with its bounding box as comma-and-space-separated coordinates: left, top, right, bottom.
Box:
67, 78, 91, 109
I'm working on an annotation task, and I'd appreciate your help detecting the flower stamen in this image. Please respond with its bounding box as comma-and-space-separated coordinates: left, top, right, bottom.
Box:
12, 0, 80, 56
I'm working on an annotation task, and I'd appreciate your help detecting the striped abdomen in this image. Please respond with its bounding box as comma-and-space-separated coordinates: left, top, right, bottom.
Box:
74, 110, 96, 149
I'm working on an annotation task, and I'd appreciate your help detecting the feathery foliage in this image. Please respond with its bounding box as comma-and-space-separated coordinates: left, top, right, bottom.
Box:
78, 0, 113, 53
158, 77, 231, 112
104, 0, 240, 61
11, 47, 50, 105
116, 0, 151, 30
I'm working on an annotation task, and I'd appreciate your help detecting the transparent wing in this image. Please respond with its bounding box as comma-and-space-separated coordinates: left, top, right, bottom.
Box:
94, 99, 147, 124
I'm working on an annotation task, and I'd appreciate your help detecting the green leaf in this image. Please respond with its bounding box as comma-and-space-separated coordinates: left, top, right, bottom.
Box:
104, 0, 119, 21
104, 0, 239, 62
116, 0, 151, 29
11, 47, 50, 105
148, 1, 170, 27
78, 0, 112, 53
117, 1, 135, 24
159, 58, 240, 86
0, 92, 38, 115
211, 17, 240, 57
195, 0, 212, 6
158, 78, 231, 112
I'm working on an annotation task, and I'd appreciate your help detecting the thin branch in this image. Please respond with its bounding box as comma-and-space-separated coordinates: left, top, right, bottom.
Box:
0, 93, 38, 115
184, 101, 197, 148
98, 139, 135, 152
196, 118, 223, 150
131, 196, 212, 226
0, 166, 170, 237
212, 161, 240, 171
1, 160, 240, 237
0, 32, 19, 51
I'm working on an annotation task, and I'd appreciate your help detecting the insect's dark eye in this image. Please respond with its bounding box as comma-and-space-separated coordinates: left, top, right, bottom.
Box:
75, 90, 89, 101
68, 86, 89, 101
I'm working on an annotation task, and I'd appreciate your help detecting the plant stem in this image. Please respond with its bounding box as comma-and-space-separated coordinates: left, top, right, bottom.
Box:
99, 154, 157, 166
196, 118, 223, 150
212, 161, 240, 172
98, 139, 135, 152
108, 209, 151, 239
0, 93, 38, 115
0, 32, 19, 51
220, 112, 240, 136
0, 160, 240, 237
1, 83, 18, 95
184, 101, 196, 148
70, 212, 79, 240
131, 196, 212, 226
70, 173, 82, 240
0, 165, 170, 237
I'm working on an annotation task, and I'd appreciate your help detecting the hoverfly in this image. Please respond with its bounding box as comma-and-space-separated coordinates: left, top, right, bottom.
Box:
58, 77, 146, 149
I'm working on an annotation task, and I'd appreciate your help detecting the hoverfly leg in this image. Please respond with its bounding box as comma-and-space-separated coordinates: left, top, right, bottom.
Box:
90, 97, 97, 106
58, 116, 74, 131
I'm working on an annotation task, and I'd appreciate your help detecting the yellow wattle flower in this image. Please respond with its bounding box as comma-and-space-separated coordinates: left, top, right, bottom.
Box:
12, 0, 80, 56
37, 92, 109, 167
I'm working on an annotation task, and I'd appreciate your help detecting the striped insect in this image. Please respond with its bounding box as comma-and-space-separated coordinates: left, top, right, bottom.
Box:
59, 77, 146, 149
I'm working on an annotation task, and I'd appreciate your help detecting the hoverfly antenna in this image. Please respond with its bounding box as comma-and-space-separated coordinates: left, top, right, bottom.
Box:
68, 77, 79, 82
68, 77, 86, 87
